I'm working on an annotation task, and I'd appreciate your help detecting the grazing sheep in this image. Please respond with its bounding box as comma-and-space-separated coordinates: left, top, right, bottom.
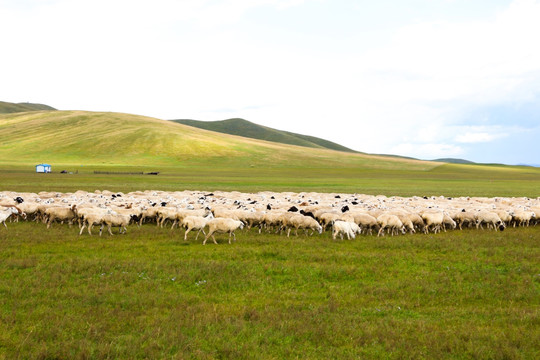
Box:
512, 211, 536, 227
203, 218, 245, 245
442, 213, 457, 232
421, 211, 445, 234
407, 213, 426, 233
454, 210, 476, 230
475, 211, 505, 231
377, 214, 405, 237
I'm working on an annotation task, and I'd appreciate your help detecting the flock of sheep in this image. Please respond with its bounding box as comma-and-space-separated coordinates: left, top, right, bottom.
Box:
1, 190, 538, 243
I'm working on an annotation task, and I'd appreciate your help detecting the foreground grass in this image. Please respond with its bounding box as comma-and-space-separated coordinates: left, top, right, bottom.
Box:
1, 223, 538, 359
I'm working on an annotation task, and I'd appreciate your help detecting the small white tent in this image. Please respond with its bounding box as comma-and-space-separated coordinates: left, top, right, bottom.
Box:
36, 164, 51, 173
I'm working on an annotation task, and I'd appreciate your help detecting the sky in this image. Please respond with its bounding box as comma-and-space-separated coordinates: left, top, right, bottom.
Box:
1, 0, 539, 165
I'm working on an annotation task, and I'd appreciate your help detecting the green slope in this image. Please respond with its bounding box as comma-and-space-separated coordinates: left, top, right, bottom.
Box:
173, 118, 357, 153
0, 101, 56, 114
0, 110, 437, 171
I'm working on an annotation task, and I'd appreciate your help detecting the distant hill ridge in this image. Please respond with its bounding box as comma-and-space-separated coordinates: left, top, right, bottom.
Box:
0, 101, 56, 114
433, 158, 475, 164
172, 118, 358, 153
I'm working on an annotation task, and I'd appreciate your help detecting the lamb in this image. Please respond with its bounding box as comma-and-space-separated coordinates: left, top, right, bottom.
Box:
284, 214, 323, 237
331, 220, 360, 240
203, 218, 245, 244
377, 214, 405, 237
181, 210, 214, 241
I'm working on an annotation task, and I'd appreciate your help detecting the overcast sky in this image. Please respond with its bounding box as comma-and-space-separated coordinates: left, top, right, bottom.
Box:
1, 0, 539, 165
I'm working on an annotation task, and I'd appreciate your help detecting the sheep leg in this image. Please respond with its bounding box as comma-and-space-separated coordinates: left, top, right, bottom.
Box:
203, 231, 218, 245
108, 224, 114, 236
99, 224, 104, 236
171, 220, 177, 230
195, 229, 205, 241
79, 222, 86, 235
184, 227, 191, 241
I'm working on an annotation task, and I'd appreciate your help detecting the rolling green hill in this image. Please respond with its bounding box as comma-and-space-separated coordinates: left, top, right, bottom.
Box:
0, 110, 434, 170
173, 118, 357, 153
0, 101, 56, 114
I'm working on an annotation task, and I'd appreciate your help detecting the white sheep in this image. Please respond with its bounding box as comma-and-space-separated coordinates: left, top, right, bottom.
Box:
512, 211, 536, 227
181, 210, 214, 241
454, 210, 476, 230
331, 220, 359, 240
475, 211, 505, 231
45, 204, 78, 228
284, 214, 323, 237
421, 211, 445, 234
0, 206, 26, 229
377, 214, 405, 237
78, 207, 112, 235
99, 213, 134, 236
442, 213, 457, 232
345, 212, 379, 235
203, 218, 245, 245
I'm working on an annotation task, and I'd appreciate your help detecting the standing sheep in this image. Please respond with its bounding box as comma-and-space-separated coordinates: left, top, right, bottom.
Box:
181, 210, 214, 241
203, 218, 245, 245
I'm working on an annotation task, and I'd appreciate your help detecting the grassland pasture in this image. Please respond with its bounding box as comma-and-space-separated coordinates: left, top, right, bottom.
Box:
0, 220, 538, 359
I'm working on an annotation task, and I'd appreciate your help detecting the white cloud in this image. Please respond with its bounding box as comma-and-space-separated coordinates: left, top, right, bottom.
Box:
455, 132, 505, 144
389, 143, 465, 160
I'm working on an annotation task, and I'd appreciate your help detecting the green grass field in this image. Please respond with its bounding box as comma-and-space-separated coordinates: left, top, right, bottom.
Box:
1, 163, 539, 198
0, 222, 538, 359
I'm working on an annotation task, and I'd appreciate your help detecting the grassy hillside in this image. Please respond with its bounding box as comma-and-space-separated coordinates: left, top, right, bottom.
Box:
173, 118, 357, 153
0, 111, 432, 170
0, 101, 56, 114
